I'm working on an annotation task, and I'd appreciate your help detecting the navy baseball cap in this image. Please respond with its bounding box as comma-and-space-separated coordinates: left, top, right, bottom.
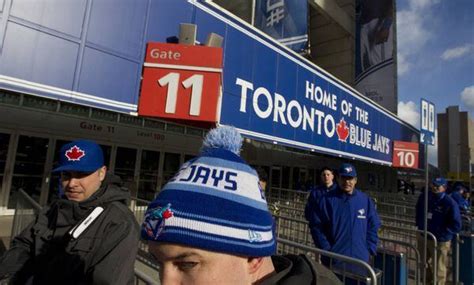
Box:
53, 140, 104, 173
432, 177, 447, 187
339, 163, 357, 177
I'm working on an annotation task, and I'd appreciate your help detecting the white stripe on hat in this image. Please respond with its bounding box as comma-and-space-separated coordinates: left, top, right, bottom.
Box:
167, 162, 264, 203
165, 216, 274, 243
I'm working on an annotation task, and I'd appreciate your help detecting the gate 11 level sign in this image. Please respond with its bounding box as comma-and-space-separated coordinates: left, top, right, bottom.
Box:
138, 42, 223, 123
392, 141, 419, 169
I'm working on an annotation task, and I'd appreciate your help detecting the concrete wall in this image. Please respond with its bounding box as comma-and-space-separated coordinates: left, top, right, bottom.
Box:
309, 0, 355, 85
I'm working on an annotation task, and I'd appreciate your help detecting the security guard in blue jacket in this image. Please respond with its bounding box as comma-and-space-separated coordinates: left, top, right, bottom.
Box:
416, 177, 462, 285
305, 167, 338, 248
312, 163, 381, 267
450, 185, 470, 213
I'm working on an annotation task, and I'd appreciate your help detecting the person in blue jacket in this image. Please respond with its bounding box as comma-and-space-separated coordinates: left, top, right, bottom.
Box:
305, 167, 338, 247
312, 163, 381, 269
415, 177, 462, 285
450, 185, 470, 213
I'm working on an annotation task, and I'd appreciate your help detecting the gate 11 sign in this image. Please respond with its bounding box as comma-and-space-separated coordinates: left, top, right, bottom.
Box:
392, 141, 419, 169
420, 99, 435, 145
138, 42, 223, 123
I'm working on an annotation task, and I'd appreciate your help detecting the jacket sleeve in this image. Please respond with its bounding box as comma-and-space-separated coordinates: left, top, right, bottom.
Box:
89, 209, 140, 285
304, 191, 314, 223
366, 197, 381, 256
446, 202, 462, 236
0, 221, 35, 280
310, 197, 332, 251
415, 193, 424, 230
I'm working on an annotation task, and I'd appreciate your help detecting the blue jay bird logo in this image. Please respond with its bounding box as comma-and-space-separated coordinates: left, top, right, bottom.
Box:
143, 203, 174, 240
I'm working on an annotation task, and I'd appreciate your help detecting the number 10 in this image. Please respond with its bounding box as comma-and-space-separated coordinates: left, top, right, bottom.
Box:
396, 151, 415, 167
158, 72, 204, 116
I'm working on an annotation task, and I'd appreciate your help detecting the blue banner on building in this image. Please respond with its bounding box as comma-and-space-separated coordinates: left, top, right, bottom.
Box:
355, 0, 397, 113
254, 0, 308, 53
0, 0, 418, 165
185, 1, 416, 165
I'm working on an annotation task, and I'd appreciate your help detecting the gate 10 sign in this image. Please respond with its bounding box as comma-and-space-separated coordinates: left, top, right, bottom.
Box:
392, 141, 419, 169
138, 42, 223, 123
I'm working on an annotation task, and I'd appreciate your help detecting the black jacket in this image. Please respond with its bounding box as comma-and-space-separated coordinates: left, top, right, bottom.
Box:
260, 255, 342, 285
0, 174, 140, 284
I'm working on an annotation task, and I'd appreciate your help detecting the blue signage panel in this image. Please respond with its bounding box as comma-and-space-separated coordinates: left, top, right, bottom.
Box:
183, 1, 418, 165
254, 0, 308, 52
420, 98, 435, 145
0, 0, 419, 165
0, 0, 148, 113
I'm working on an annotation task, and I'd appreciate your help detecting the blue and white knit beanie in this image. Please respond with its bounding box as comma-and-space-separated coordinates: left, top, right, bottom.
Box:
141, 125, 276, 257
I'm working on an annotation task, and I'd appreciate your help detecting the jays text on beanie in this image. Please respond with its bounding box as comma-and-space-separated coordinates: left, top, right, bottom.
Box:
141, 125, 276, 257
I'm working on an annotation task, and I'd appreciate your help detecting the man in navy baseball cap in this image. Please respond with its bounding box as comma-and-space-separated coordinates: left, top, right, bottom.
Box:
312, 162, 381, 271
53, 140, 107, 202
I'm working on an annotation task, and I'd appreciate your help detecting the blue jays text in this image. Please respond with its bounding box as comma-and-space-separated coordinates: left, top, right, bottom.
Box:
170, 165, 238, 191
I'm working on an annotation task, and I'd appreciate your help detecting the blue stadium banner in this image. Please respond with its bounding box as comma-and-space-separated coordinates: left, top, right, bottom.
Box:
355, 0, 397, 113
254, 0, 308, 53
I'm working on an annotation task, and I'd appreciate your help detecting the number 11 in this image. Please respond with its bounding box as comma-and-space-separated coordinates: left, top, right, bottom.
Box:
158, 72, 204, 116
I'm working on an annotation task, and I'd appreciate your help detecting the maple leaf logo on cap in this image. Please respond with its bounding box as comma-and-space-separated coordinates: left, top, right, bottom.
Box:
65, 145, 86, 161
336, 118, 349, 142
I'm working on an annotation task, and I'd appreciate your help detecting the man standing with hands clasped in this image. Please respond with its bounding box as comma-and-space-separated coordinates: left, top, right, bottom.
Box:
305, 167, 338, 248
311, 163, 381, 268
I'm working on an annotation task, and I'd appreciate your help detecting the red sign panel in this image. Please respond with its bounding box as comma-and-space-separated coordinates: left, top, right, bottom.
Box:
138, 42, 223, 123
392, 141, 419, 169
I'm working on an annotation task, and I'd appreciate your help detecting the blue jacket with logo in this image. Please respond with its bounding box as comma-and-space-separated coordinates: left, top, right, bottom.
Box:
450, 191, 470, 212
312, 188, 381, 262
416, 191, 462, 242
305, 183, 338, 247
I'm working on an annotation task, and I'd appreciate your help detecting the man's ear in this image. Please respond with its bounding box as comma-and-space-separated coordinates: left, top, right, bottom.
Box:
98, 166, 107, 182
247, 257, 264, 274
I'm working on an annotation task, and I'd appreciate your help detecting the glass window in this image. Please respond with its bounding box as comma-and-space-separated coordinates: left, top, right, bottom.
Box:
184, 154, 195, 162
186, 127, 203, 136
9, 135, 49, 208
0, 133, 11, 187
119, 114, 142, 126
281, 166, 290, 189
162, 152, 180, 187
114, 147, 137, 187
0, 91, 21, 105
167, 124, 185, 134
59, 102, 90, 117
23, 95, 57, 111
138, 150, 160, 201
144, 119, 165, 130
91, 109, 118, 122
271, 167, 281, 189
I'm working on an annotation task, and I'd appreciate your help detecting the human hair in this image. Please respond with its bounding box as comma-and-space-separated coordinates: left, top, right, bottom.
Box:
256, 167, 268, 183
320, 167, 334, 176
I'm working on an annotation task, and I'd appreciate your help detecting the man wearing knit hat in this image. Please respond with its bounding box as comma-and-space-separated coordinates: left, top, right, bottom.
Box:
142, 126, 341, 284
0, 140, 139, 284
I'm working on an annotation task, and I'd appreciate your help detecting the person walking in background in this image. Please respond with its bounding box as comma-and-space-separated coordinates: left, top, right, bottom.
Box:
311, 163, 381, 268
256, 166, 269, 192
416, 177, 462, 285
0, 140, 139, 284
141, 126, 342, 285
305, 167, 338, 247
450, 185, 470, 213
